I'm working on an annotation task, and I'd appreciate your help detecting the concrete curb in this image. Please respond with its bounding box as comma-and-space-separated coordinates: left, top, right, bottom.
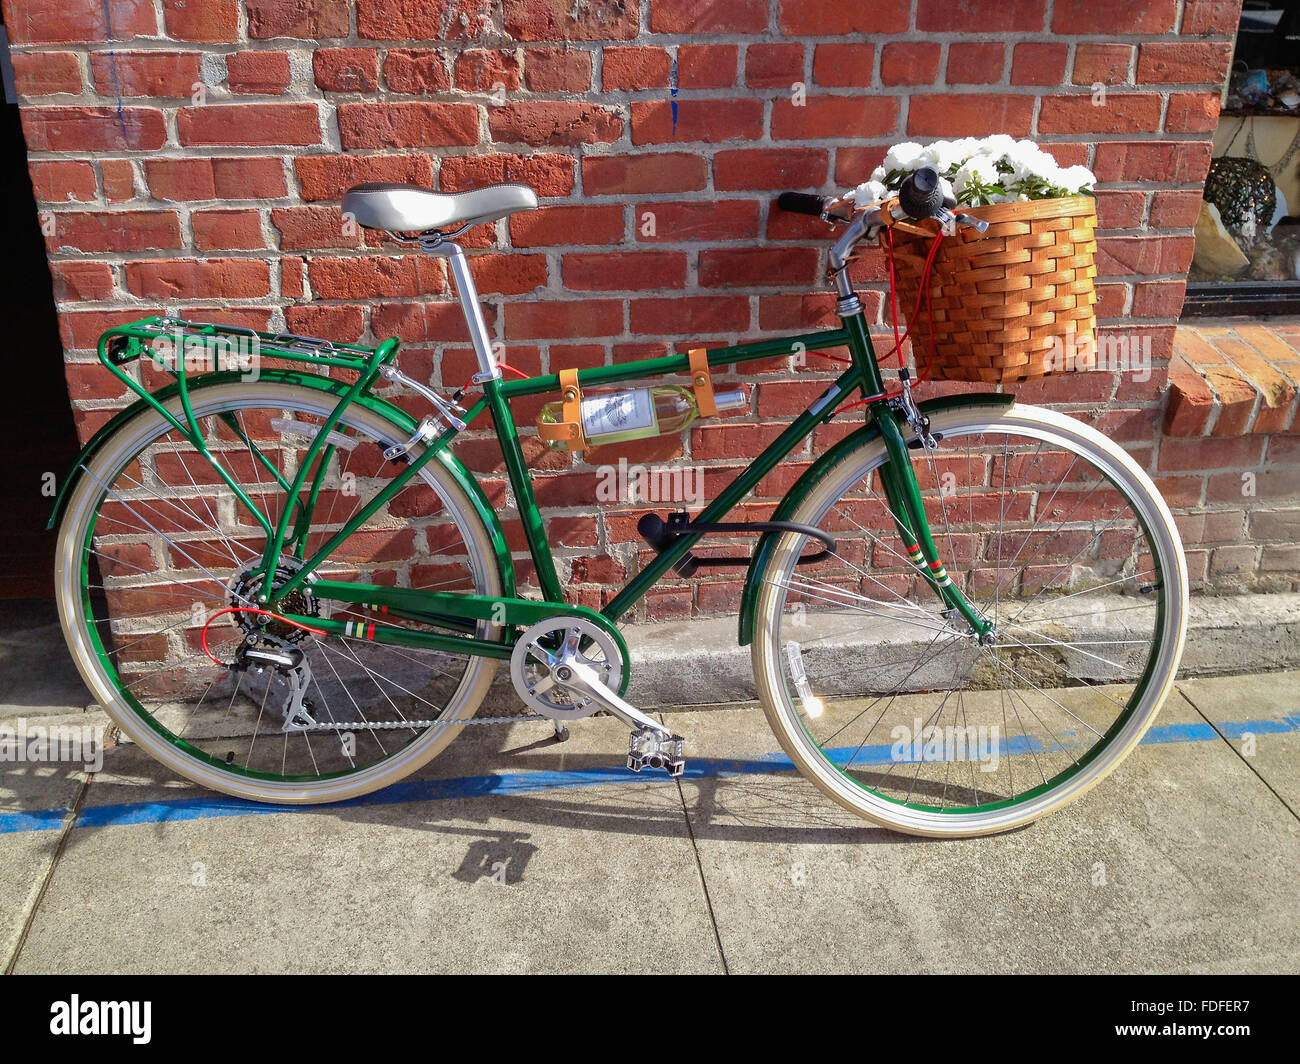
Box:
622, 592, 1300, 709
11, 593, 1300, 722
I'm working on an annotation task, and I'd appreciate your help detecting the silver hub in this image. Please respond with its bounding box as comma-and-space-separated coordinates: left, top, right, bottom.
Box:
510, 617, 625, 721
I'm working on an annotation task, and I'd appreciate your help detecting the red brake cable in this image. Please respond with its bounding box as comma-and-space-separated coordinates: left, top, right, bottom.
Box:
458, 362, 531, 393
834, 225, 946, 416
200, 607, 328, 667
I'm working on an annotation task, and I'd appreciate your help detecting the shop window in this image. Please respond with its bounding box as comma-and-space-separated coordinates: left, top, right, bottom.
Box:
1185, 1, 1300, 315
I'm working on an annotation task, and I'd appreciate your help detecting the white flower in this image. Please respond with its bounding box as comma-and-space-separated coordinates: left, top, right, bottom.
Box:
1056, 165, 1096, 194
981, 134, 1019, 159
998, 140, 1057, 183
996, 156, 1035, 186
883, 141, 926, 174
849, 179, 889, 204
849, 136, 1091, 204
926, 139, 976, 175
1010, 139, 1054, 165
951, 154, 1000, 200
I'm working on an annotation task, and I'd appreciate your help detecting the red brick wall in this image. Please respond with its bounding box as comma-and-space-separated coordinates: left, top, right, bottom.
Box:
10, 0, 1283, 616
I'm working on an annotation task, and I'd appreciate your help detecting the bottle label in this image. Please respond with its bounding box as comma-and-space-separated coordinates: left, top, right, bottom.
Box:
580, 389, 656, 440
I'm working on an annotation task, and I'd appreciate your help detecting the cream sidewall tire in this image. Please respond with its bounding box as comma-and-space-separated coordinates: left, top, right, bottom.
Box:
55, 382, 503, 805
751, 404, 1188, 838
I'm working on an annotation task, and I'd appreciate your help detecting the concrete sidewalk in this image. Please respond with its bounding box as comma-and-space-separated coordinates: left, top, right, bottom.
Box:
1, 629, 1296, 972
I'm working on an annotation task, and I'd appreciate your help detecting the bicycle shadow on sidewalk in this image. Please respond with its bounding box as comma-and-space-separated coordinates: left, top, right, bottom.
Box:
37, 732, 932, 863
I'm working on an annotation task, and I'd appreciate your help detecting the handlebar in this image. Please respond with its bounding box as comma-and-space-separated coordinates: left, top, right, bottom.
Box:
773, 168, 991, 307
774, 167, 990, 238
775, 191, 828, 217
774, 167, 948, 225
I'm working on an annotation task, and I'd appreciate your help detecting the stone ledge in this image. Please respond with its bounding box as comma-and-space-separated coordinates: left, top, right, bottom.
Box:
611, 592, 1300, 708
1166, 322, 1300, 437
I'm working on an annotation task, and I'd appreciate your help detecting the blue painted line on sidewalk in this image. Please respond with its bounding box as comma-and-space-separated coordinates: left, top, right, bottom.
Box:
0, 714, 1294, 836
0, 807, 74, 833
1144, 721, 1218, 743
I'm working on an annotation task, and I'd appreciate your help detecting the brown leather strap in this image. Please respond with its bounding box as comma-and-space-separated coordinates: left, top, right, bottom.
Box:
687, 348, 717, 419
879, 194, 939, 239
537, 367, 585, 451
538, 421, 580, 446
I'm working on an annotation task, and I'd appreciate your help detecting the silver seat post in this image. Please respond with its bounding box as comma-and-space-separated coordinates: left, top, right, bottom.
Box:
417, 236, 501, 383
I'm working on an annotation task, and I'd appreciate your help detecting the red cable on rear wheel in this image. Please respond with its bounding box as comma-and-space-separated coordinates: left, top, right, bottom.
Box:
200, 607, 328, 667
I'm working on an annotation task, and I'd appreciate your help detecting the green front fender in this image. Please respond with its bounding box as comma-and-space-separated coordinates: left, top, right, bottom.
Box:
46, 369, 516, 599
737, 392, 1015, 646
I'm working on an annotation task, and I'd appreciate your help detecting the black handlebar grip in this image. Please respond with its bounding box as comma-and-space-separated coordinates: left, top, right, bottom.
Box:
898, 166, 944, 220
776, 192, 827, 217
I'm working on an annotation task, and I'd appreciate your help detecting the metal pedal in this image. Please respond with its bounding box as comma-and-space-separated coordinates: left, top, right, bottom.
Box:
627, 728, 686, 778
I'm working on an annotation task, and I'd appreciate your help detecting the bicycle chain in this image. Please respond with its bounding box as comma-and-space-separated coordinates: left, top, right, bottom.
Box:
294, 713, 549, 731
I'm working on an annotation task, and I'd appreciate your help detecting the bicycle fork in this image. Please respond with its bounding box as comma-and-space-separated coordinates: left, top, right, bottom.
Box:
870, 390, 994, 642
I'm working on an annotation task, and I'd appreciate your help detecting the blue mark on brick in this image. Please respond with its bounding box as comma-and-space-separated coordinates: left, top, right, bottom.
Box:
670, 55, 678, 135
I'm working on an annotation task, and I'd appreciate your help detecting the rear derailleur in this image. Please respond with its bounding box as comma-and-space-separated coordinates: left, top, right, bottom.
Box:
230, 632, 318, 733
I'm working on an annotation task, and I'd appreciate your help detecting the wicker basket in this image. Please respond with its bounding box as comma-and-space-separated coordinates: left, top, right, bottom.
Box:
882, 195, 1099, 383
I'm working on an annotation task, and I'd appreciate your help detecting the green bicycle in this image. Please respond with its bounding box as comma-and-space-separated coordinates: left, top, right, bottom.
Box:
50, 172, 1187, 837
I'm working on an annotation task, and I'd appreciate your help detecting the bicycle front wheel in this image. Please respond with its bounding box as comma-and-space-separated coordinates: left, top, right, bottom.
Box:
55, 381, 506, 804
751, 403, 1188, 837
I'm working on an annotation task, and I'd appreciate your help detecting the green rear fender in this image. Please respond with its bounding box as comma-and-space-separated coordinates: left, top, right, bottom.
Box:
46, 369, 516, 598
737, 392, 1015, 646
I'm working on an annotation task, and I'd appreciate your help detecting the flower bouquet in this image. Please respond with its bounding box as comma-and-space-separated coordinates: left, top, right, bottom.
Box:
849, 136, 1101, 384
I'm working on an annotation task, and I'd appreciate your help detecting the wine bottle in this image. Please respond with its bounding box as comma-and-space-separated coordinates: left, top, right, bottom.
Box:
537, 384, 745, 450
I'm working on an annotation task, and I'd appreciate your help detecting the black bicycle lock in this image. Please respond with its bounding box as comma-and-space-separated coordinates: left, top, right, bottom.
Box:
638, 511, 837, 578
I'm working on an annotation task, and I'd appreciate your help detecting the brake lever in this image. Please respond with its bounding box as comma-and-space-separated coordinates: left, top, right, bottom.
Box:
954, 211, 989, 233
908, 207, 991, 236
818, 195, 856, 225
931, 208, 989, 234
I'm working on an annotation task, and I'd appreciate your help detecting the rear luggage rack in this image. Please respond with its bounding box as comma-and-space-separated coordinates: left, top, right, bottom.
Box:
96, 316, 402, 497
101, 315, 395, 374
92, 316, 408, 549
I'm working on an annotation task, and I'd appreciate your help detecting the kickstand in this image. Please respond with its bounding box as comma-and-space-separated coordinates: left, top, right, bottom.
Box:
552, 721, 570, 743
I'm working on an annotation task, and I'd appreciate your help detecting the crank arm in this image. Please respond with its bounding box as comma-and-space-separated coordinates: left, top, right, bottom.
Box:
553, 660, 671, 737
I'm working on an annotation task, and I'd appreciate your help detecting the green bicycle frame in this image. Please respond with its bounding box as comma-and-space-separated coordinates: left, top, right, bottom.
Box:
278, 309, 991, 642
269, 326, 862, 613
83, 308, 994, 657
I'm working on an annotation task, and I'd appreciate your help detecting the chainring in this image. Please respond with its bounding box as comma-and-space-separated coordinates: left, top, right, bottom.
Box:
510, 617, 627, 722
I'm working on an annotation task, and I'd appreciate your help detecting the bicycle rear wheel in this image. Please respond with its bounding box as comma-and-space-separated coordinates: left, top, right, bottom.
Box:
55, 381, 505, 803
751, 403, 1187, 837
